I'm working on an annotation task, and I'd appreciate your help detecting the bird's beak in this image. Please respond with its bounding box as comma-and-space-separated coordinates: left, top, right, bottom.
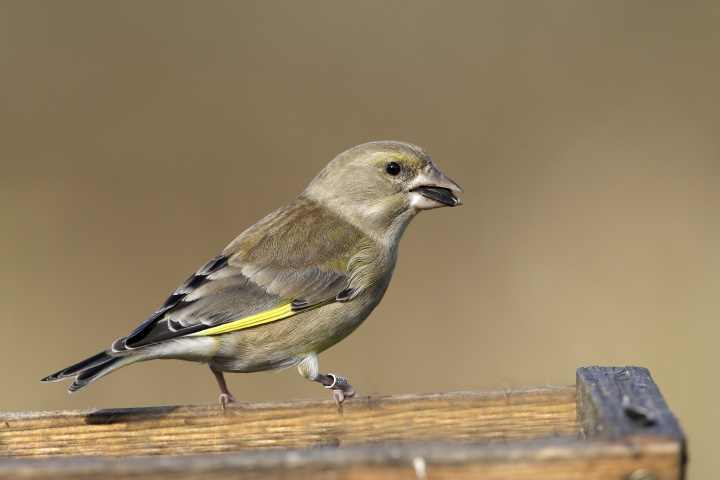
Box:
409, 164, 463, 210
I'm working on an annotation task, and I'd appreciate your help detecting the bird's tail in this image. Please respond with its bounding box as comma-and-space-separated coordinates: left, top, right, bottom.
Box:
41, 351, 142, 392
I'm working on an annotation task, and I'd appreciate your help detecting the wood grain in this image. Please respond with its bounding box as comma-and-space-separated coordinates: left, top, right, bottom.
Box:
0, 436, 682, 480
0, 367, 686, 479
0, 387, 578, 459
577, 366, 685, 442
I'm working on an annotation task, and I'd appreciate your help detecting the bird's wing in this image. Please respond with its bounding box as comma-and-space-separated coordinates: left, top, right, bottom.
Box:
114, 199, 366, 351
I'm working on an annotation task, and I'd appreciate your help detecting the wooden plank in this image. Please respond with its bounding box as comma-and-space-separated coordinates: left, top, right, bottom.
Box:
0, 387, 578, 459
0, 436, 682, 480
576, 366, 685, 442
0, 367, 686, 479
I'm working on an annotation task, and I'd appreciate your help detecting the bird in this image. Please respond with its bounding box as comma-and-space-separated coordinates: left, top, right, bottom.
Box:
42, 141, 462, 406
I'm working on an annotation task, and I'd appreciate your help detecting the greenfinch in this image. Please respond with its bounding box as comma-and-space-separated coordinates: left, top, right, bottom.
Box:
42, 141, 462, 406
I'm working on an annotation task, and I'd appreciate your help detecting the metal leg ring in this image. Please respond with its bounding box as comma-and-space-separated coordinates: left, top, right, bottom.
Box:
325, 373, 349, 390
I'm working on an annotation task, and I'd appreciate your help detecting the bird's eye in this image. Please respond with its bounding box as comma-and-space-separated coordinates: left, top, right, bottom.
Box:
385, 162, 401, 176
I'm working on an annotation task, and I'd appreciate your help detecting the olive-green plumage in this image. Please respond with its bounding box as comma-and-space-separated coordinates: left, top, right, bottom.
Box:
42, 141, 462, 405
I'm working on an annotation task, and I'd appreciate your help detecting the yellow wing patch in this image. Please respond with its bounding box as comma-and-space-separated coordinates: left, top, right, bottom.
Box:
188, 300, 332, 337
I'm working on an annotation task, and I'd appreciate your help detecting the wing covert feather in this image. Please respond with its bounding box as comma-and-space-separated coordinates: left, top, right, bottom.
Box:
114, 198, 365, 351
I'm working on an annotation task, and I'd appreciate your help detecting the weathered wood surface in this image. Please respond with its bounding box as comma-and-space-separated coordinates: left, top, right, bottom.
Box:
577, 366, 685, 442
0, 437, 681, 480
0, 387, 578, 458
0, 367, 686, 479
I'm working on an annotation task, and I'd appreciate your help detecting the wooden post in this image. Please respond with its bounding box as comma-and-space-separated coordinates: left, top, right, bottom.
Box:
0, 367, 685, 479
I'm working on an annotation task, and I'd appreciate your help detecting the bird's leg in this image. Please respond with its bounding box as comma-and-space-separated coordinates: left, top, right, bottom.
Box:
298, 355, 358, 407
210, 367, 237, 407
319, 373, 358, 406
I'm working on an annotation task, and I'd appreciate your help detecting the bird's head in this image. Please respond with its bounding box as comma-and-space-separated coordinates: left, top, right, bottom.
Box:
305, 141, 462, 241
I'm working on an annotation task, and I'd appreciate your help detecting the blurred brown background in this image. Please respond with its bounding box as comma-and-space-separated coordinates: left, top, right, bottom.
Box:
1, 1, 718, 477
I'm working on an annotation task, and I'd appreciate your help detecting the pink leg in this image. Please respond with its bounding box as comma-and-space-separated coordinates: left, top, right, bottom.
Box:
211, 368, 237, 407
297, 356, 358, 408
317, 373, 358, 408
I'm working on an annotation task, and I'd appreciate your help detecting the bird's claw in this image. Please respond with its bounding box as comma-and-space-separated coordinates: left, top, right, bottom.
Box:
219, 393, 237, 411
331, 386, 358, 407
325, 373, 358, 408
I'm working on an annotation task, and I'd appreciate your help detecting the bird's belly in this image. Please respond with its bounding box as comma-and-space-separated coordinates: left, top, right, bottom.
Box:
208, 297, 377, 373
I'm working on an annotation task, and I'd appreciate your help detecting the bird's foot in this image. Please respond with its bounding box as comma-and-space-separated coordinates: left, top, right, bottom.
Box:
211, 368, 237, 411
219, 393, 237, 411
325, 373, 358, 408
